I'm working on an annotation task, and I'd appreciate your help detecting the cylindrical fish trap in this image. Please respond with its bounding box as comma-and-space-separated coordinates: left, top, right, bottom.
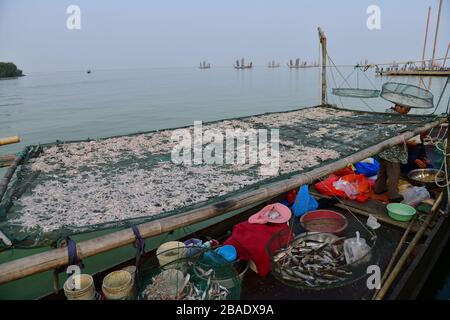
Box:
63, 274, 96, 300
102, 270, 133, 300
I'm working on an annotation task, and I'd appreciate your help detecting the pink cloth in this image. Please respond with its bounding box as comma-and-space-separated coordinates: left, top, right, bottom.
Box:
224, 221, 293, 277
248, 203, 292, 224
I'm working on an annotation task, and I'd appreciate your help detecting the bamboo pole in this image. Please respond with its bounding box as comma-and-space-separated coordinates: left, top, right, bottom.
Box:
443, 42, 450, 68
431, 0, 443, 68
374, 192, 444, 300
371, 215, 416, 299
318, 27, 327, 105
421, 7, 431, 68
0, 117, 446, 285
0, 155, 23, 202
0, 155, 15, 168
0, 136, 20, 147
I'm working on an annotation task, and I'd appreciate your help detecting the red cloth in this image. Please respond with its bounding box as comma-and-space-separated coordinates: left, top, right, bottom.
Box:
314, 173, 371, 203
224, 221, 293, 277
286, 189, 297, 204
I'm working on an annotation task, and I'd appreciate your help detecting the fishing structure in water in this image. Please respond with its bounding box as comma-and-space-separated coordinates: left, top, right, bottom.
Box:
234, 58, 252, 69
199, 61, 211, 69
376, 0, 450, 77
267, 60, 280, 68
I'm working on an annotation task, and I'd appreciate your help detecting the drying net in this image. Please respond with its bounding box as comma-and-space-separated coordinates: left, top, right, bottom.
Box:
380, 82, 434, 109
0, 106, 441, 248
138, 247, 241, 300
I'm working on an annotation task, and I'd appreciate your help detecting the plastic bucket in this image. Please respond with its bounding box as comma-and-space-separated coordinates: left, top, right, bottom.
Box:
102, 270, 133, 300
63, 274, 96, 300
156, 241, 186, 268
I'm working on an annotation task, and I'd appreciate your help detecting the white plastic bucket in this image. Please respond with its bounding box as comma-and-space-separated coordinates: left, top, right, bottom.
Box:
156, 241, 186, 268
63, 274, 96, 300
102, 270, 133, 300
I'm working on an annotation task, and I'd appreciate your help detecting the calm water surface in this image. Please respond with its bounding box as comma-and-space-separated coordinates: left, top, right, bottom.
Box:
0, 67, 449, 299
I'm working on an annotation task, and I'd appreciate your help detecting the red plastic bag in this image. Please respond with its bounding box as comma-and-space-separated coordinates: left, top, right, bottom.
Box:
314, 174, 371, 203
314, 175, 345, 198
340, 174, 371, 202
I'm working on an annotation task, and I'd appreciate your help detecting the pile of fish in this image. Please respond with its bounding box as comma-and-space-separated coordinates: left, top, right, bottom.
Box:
142, 267, 230, 300
273, 236, 352, 287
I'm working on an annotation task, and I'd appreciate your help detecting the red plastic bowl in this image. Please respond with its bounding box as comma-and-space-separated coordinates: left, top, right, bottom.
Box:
300, 210, 348, 234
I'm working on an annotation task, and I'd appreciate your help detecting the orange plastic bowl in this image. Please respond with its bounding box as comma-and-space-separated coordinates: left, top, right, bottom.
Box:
300, 210, 348, 234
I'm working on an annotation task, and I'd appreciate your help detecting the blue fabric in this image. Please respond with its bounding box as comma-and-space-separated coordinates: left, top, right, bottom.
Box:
281, 199, 292, 208
291, 185, 318, 217
354, 159, 380, 177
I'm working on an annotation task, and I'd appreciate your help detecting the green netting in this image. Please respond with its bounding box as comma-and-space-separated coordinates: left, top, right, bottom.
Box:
332, 88, 380, 98
380, 82, 434, 109
138, 248, 241, 300
0, 105, 442, 248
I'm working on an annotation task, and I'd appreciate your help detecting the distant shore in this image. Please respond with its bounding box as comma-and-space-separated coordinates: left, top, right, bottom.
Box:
0, 62, 24, 79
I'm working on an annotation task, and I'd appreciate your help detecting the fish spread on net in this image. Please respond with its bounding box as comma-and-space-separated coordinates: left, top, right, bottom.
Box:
273, 237, 352, 287
10, 107, 352, 233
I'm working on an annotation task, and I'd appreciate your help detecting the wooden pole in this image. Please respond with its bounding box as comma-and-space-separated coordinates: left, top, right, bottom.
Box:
421, 7, 432, 68
0, 117, 445, 285
318, 27, 327, 105
0, 136, 20, 147
371, 215, 416, 299
0, 155, 15, 168
443, 42, 450, 68
374, 192, 444, 300
431, 0, 443, 68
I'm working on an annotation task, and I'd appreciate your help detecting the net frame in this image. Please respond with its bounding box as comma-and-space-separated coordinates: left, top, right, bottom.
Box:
380, 82, 434, 109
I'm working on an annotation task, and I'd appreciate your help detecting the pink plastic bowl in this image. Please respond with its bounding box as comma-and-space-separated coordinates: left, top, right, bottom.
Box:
300, 210, 348, 234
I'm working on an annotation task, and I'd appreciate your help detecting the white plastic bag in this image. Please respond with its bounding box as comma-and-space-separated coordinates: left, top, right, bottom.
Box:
400, 186, 430, 206
333, 179, 358, 199
343, 231, 371, 264
366, 215, 381, 230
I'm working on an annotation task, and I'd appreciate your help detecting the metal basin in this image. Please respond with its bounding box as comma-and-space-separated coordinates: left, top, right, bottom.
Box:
407, 169, 446, 188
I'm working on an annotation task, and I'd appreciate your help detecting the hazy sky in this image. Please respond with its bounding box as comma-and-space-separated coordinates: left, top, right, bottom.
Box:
0, 0, 449, 72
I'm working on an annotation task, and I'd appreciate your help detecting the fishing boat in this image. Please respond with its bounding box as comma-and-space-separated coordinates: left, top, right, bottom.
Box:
234, 58, 252, 69
267, 61, 280, 68
287, 58, 316, 69
376, 1, 450, 77
86, 70, 91, 74
198, 61, 211, 69
0, 28, 449, 301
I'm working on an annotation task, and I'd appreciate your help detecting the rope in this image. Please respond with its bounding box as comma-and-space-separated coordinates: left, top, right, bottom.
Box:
327, 53, 378, 113
430, 76, 450, 115
131, 225, 145, 296
328, 56, 344, 109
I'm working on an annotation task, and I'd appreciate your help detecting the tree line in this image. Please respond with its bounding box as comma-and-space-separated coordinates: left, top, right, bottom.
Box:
0, 62, 23, 78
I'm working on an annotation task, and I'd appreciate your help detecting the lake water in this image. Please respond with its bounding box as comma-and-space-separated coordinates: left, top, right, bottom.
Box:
1, 67, 448, 156
0, 67, 449, 299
